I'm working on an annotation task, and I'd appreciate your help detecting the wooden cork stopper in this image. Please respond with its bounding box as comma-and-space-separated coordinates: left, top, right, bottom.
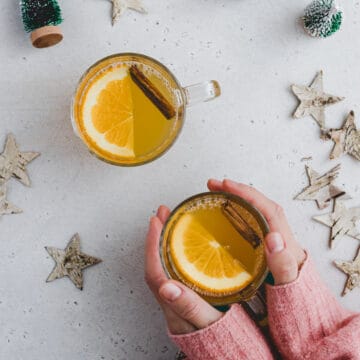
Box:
30, 26, 63, 48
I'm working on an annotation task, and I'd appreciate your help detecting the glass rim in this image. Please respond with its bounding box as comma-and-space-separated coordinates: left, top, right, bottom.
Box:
159, 191, 270, 305
71, 52, 187, 167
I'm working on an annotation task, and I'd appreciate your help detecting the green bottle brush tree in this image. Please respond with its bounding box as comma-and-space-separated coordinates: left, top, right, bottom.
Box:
303, 0, 343, 38
20, 0, 63, 48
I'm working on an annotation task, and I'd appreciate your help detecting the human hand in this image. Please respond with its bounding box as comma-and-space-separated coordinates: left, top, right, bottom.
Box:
145, 206, 223, 335
208, 179, 306, 285
145, 180, 306, 336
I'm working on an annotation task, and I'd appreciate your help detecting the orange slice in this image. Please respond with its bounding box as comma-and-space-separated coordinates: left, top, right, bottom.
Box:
170, 214, 253, 295
81, 66, 135, 158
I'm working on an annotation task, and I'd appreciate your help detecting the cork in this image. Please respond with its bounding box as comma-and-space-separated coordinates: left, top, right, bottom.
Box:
30, 26, 63, 48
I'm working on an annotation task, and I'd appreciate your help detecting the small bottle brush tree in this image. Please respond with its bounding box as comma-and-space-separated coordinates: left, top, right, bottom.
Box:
20, 0, 63, 48
303, 0, 343, 38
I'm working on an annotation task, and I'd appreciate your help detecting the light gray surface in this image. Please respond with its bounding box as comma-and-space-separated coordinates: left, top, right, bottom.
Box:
0, 0, 359, 359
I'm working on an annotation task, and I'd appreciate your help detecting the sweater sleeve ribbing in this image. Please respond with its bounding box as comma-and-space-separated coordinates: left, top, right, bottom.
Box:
266, 256, 360, 360
169, 303, 274, 360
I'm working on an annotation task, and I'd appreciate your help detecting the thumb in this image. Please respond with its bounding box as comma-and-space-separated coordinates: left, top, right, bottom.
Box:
159, 280, 223, 329
265, 232, 299, 285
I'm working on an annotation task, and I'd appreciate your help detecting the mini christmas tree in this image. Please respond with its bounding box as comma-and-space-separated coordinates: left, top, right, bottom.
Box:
20, 0, 63, 48
303, 0, 343, 38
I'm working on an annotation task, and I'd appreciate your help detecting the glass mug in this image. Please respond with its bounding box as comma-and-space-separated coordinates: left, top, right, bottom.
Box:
160, 192, 270, 324
71, 53, 221, 166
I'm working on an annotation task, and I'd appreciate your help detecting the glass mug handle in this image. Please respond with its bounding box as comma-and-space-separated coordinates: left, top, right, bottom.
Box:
182, 81, 221, 106
241, 285, 268, 328
242, 285, 282, 357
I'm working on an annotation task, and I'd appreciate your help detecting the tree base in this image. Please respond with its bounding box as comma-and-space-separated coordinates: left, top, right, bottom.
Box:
30, 25, 63, 48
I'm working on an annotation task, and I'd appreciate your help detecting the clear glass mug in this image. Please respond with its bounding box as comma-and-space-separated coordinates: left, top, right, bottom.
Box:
71, 53, 221, 166
160, 192, 270, 325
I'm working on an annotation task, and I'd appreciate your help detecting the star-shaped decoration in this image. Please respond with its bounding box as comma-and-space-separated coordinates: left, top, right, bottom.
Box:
0, 134, 40, 187
111, 0, 146, 25
313, 200, 360, 249
291, 71, 344, 129
0, 184, 22, 217
326, 111, 360, 161
334, 246, 360, 295
45, 234, 102, 290
295, 164, 346, 209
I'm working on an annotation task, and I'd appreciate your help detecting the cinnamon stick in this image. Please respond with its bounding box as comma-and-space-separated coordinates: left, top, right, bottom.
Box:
129, 65, 176, 120
222, 201, 262, 248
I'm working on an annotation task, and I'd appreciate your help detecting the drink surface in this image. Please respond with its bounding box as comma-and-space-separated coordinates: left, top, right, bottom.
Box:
73, 55, 183, 165
167, 197, 266, 297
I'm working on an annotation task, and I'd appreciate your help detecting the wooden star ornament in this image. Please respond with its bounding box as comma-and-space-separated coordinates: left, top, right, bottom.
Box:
0, 184, 22, 217
0, 134, 40, 187
291, 71, 344, 129
334, 246, 360, 295
313, 200, 360, 249
45, 234, 102, 290
326, 111, 360, 161
294, 164, 346, 209
111, 0, 146, 25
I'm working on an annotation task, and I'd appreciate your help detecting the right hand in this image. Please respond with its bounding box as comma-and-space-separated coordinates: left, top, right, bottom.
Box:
208, 179, 306, 285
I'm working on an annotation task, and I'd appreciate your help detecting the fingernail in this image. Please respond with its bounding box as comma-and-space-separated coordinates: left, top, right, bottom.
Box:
223, 179, 237, 187
209, 179, 222, 185
159, 282, 182, 301
266, 233, 284, 253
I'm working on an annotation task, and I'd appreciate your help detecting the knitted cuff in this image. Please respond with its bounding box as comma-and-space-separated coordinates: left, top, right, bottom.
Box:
266, 254, 350, 358
169, 304, 274, 360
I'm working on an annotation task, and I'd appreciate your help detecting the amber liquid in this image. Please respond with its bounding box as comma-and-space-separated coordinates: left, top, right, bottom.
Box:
73, 54, 184, 165
165, 197, 266, 298
130, 71, 174, 156
182, 206, 264, 277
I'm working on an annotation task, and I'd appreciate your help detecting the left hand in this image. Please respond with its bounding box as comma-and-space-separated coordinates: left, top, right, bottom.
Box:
145, 206, 223, 335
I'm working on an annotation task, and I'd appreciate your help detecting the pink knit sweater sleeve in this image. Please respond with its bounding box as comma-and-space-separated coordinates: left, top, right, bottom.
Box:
169, 256, 360, 360
267, 256, 360, 360
169, 303, 274, 360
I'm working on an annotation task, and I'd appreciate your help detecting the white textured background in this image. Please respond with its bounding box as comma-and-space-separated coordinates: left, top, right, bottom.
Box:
0, 0, 359, 359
